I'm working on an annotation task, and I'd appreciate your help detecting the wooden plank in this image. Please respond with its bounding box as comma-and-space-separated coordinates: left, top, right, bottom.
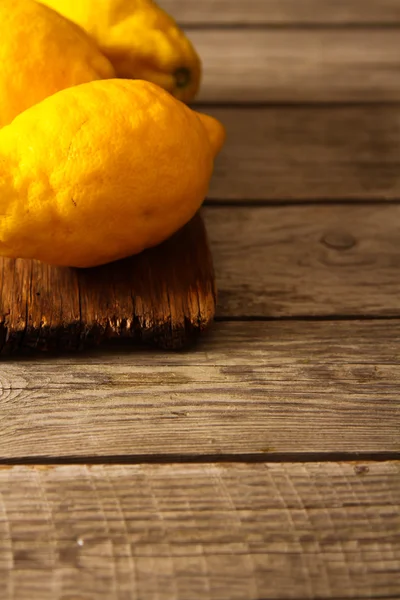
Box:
0, 321, 399, 458
160, 0, 400, 25
17, 319, 400, 366
206, 106, 400, 201
189, 30, 400, 103
204, 204, 400, 317
0, 462, 399, 600
0, 213, 215, 354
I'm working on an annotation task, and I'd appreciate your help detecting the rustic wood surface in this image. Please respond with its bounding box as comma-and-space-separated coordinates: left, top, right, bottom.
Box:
204, 204, 400, 317
206, 106, 400, 201
160, 0, 400, 25
191, 30, 400, 103
0, 321, 399, 459
0, 462, 399, 600
0, 213, 215, 353
12, 319, 398, 367
2, 0, 400, 597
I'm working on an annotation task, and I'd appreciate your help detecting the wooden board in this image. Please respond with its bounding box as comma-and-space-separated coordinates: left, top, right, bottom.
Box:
21, 319, 400, 367
1, 321, 399, 459
160, 0, 400, 25
0, 462, 399, 600
204, 204, 400, 317
189, 30, 400, 103
206, 106, 400, 201
0, 213, 215, 353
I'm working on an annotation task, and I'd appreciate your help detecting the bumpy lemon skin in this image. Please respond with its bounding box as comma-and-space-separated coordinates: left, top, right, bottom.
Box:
39, 0, 202, 103
0, 0, 116, 128
0, 80, 225, 268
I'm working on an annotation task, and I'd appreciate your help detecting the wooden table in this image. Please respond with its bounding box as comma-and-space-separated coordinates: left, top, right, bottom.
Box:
1, 1, 400, 598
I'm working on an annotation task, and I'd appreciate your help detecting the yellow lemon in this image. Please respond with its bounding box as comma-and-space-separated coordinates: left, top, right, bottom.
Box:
0, 79, 225, 268
39, 0, 201, 103
0, 0, 116, 128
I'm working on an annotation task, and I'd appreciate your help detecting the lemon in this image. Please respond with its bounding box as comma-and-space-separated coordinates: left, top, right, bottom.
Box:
39, 0, 201, 103
0, 0, 116, 128
0, 79, 225, 268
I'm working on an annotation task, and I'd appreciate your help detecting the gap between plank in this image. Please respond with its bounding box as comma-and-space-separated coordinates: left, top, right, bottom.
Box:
0, 451, 399, 466
245, 596, 400, 600
183, 22, 400, 31
204, 199, 400, 207
215, 315, 400, 322
193, 101, 400, 109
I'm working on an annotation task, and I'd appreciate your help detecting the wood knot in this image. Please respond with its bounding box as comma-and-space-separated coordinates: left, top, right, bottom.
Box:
354, 464, 369, 476
321, 231, 356, 250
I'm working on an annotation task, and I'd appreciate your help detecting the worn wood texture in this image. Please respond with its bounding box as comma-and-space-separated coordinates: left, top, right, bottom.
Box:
190, 30, 400, 103
206, 106, 400, 201
7, 201, 399, 349
1, 321, 399, 459
203, 204, 400, 317
0, 213, 215, 353
160, 0, 400, 25
0, 462, 399, 600
19, 319, 400, 366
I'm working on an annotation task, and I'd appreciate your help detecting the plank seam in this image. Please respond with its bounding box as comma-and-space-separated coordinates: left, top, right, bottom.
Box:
204, 199, 400, 208
252, 596, 399, 600
215, 315, 400, 322
192, 101, 400, 109
0, 452, 399, 466
183, 23, 400, 31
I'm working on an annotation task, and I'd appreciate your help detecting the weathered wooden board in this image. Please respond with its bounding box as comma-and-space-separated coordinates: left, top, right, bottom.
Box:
18, 319, 400, 366
6, 201, 399, 352
0, 213, 215, 353
1, 321, 399, 459
0, 462, 399, 600
189, 30, 400, 103
160, 0, 400, 25
204, 204, 400, 317
206, 106, 400, 201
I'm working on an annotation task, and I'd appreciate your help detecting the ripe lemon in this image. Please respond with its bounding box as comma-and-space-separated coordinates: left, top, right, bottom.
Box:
0, 79, 225, 268
0, 0, 115, 127
39, 0, 201, 103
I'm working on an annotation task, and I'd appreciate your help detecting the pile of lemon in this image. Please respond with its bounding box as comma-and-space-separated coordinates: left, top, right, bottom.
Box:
0, 0, 225, 267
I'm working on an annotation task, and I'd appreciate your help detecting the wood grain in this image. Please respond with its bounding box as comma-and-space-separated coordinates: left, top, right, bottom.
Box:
206, 106, 400, 201
21, 319, 400, 366
0, 462, 399, 600
0, 213, 215, 353
1, 321, 399, 459
189, 30, 400, 103
160, 0, 400, 25
203, 204, 400, 317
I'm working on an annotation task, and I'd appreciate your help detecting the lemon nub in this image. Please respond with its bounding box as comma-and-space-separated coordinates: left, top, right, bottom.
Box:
174, 67, 191, 89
